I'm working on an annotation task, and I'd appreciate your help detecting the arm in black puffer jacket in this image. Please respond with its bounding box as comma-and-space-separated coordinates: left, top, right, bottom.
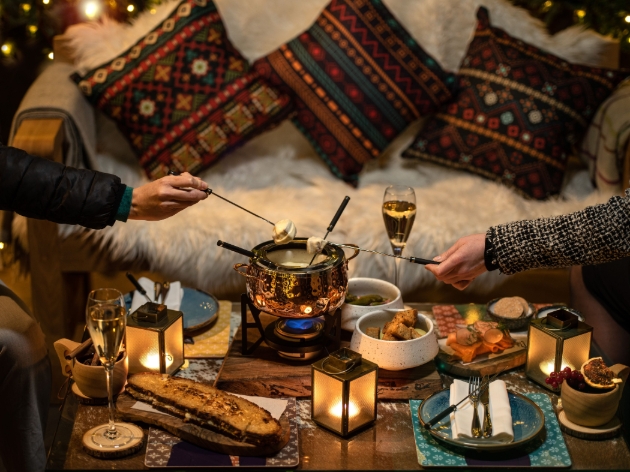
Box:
0, 144, 127, 229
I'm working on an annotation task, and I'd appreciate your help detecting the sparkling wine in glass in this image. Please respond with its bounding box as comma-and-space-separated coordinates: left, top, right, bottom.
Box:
382, 185, 416, 286
85, 288, 136, 449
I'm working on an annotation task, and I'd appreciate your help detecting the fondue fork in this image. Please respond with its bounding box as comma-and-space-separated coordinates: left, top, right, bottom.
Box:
308, 196, 351, 265
168, 170, 274, 226
329, 243, 440, 265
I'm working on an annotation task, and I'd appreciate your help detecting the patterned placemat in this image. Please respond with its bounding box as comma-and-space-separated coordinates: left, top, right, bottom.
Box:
409, 393, 571, 468
145, 397, 299, 468
185, 300, 232, 358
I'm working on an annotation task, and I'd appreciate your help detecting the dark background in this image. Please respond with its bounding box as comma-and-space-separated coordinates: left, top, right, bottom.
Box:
0, 41, 46, 144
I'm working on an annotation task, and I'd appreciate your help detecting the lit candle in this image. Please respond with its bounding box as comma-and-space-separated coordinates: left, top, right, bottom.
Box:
539, 358, 575, 376
141, 352, 174, 371
329, 400, 359, 419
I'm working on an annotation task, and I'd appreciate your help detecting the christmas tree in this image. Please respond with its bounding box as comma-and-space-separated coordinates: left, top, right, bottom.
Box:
0, 0, 161, 62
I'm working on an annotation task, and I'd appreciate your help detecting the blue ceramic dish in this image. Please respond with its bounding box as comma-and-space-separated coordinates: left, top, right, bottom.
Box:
125, 288, 219, 335
418, 388, 545, 452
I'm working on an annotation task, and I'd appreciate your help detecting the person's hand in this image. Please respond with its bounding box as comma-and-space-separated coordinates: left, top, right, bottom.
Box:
128, 173, 209, 221
425, 233, 487, 290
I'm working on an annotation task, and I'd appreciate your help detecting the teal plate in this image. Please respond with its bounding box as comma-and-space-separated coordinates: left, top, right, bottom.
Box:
410, 392, 571, 468
125, 288, 219, 336
418, 389, 545, 453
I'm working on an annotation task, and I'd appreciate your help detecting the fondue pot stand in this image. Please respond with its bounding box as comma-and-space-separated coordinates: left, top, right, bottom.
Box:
233, 238, 360, 319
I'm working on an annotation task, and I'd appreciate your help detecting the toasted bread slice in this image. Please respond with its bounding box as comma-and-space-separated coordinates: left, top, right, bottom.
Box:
390, 322, 413, 340
127, 373, 282, 446
365, 327, 381, 339
392, 309, 417, 327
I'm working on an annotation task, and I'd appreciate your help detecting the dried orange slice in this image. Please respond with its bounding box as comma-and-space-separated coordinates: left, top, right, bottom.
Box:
581, 357, 620, 389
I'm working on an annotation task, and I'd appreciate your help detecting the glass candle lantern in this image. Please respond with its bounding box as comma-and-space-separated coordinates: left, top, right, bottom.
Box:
311, 348, 378, 437
126, 303, 184, 375
526, 309, 593, 390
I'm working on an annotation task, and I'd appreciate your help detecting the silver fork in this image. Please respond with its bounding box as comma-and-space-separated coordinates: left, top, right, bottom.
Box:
469, 377, 482, 438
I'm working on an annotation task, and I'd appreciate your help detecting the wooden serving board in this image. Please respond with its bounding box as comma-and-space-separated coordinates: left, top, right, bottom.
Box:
116, 393, 290, 457
215, 311, 442, 400
428, 304, 528, 377
434, 346, 527, 377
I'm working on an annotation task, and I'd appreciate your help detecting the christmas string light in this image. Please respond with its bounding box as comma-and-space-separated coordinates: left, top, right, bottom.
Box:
0, 0, 629, 65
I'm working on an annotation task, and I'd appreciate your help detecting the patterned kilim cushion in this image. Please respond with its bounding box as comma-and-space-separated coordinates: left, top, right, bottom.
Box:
72, 0, 292, 179
402, 7, 628, 200
253, 0, 456, 184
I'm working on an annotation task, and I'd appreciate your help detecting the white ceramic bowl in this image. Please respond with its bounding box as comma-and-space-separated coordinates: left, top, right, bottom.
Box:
341, 278, 403, 331
349, 309, 439, 370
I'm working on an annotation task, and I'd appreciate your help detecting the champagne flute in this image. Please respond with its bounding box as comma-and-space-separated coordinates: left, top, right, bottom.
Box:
382, 185, 417, 287
85, 288, 135, 448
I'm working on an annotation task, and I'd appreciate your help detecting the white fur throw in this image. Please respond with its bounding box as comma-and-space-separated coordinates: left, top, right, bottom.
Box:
43, 0, 618, 299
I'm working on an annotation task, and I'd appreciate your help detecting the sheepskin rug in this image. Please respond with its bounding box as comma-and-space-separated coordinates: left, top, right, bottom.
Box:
29, 0, 619, 299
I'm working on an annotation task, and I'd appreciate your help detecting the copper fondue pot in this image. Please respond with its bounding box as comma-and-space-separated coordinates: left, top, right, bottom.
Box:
233, 238, 360, 318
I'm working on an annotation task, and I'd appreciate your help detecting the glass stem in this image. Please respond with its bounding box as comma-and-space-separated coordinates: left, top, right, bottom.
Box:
392, 247, 403, 288
104, 362, 118, 439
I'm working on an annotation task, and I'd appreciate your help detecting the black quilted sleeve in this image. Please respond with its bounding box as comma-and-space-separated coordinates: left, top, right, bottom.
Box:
0, 144, 126, 229
488, 189, 630, 274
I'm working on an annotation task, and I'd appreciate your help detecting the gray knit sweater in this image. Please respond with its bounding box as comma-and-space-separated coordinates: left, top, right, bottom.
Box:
488, 189, 630, 275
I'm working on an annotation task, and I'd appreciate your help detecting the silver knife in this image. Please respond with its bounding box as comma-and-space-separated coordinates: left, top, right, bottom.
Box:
422, 372, 499, 430
161, 281, 170, 304
481, 376, 492, 437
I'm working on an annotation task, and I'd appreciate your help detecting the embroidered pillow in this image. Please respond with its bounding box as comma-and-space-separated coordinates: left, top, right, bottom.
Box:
402, 7, 627, 199
253, 0, 456, 184
72, 0, 292, 179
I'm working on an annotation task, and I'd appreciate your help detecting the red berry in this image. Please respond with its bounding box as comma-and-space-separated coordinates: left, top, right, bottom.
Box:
578, 382, 586, 390
577, 373, 584, 382
545, 377, 552, 384
558, 377, 564, 384
551, 381, 559, 389
550, 372, 557, 378
563, 366, 572, 374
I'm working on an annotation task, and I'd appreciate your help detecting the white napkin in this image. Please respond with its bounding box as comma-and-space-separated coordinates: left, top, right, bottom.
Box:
130, 276, 183, 314
449, 379, 514, 444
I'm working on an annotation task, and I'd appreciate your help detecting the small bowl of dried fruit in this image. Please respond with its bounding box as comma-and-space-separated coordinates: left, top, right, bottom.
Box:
486, 296, 536, 331
556, 359, 628, 427
341, 278, 403, 331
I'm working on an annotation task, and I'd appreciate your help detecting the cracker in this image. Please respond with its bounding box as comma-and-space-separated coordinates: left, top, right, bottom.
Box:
392, 309, 417, 328
493, 297, 523, 319
512, 296, 529, 316
365, 327, 381, 339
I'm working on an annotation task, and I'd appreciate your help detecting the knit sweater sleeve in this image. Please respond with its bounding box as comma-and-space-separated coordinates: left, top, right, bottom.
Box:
488, 189, 630, 275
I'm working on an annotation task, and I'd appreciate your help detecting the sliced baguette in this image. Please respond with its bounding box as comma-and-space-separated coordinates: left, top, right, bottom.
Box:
126, 372, 282, 446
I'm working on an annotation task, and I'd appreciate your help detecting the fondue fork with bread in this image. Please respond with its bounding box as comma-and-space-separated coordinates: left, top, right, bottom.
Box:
307, 237, 440, 265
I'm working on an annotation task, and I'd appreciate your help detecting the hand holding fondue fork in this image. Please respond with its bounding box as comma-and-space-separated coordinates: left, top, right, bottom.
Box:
168, 170, 297, 244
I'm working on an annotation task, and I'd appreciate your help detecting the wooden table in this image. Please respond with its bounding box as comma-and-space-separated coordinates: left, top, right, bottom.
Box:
46, 303, 630, 470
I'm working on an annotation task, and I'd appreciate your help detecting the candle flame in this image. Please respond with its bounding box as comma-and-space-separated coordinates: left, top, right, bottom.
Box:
329, 400, 359, 419
141, 352, 174, 371
539, 358, 575, 376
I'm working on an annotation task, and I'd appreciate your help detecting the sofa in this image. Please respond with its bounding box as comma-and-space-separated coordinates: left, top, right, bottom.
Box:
9, 0, 630, 346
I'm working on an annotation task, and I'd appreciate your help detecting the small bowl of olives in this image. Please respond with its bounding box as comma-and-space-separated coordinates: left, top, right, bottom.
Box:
341, 278, 403, 331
